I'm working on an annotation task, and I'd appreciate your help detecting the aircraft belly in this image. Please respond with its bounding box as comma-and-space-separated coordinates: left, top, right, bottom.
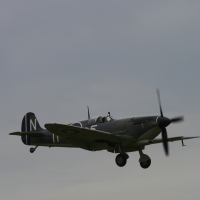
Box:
30, 143, 76, 148
137, 127, 161, 140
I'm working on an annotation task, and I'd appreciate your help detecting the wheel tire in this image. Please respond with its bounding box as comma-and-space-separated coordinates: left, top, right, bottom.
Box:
30, 148, 35, 153
115, 154, 127, 167
140, 159, 151, 169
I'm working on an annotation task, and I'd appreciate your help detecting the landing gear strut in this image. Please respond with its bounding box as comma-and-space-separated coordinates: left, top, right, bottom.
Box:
138, 149, 151, 169
115, 143, 129, 167
30, 146, 38, 153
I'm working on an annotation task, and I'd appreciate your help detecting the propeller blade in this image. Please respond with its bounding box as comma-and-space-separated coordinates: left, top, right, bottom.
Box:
156, 89, 163, 117
171, 116, 184, 123
162, 127, 169, 156
87, 106, 90, 120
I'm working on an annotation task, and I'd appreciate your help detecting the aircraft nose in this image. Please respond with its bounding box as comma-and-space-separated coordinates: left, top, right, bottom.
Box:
157, 116, 171, 128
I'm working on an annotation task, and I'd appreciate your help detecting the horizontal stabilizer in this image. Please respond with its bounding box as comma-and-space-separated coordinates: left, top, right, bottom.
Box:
9, 132, 44, 137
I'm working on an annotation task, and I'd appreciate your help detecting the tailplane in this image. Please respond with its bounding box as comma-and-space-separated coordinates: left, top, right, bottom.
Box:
9, 112, 44, 146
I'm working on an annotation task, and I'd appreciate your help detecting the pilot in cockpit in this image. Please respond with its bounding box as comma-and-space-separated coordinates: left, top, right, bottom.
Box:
102, 116, 107, 123
101, 112, 113, 123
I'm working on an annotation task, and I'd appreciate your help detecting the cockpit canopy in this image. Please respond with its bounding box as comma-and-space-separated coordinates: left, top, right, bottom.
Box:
88, 115, 115, 125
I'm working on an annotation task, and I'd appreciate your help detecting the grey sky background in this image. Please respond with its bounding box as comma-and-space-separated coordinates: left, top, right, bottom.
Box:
1, 1, 200, 199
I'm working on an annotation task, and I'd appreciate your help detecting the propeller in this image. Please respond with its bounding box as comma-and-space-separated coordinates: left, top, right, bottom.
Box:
156, 89, 184, 156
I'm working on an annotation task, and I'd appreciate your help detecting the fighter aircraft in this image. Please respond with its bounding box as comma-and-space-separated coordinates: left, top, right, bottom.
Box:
9, 90, 199, 169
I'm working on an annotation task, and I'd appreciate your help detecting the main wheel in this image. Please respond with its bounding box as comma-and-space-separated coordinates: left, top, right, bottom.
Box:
115, 154, 127, 167
30, 147, 35, 153
140, 159, 151, 169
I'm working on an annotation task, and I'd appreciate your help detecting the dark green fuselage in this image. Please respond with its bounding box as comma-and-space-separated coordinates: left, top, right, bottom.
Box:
22, 115, 161, 153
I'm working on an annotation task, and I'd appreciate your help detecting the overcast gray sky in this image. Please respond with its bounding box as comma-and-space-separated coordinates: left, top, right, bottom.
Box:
1, 1, 200, 199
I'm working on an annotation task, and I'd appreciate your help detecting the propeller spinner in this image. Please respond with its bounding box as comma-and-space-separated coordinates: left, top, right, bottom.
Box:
156, 89, 184, 156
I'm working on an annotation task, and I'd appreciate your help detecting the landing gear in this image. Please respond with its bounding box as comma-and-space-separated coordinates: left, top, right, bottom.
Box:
140, 159, 151, 169
30, 146, 38, 153
115, 143, 129, 167
115, 153, 128, 167
138, 149, 151, 169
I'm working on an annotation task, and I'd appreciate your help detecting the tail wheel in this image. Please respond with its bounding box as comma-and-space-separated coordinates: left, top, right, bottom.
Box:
30, 147, 35, 153
115, 154, 127, 167
140, 159, 151, 169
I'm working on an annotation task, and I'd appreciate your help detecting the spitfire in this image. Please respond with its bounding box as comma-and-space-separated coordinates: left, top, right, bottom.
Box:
10, 90, 199, 169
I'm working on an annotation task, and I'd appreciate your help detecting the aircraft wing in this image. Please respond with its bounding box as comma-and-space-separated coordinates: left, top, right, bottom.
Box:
45, 123, 135, 144
149, 136, 200, 145
9, 132, 44, 137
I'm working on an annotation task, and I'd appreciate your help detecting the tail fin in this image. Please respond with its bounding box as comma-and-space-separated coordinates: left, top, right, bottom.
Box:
21, 112, 43, 132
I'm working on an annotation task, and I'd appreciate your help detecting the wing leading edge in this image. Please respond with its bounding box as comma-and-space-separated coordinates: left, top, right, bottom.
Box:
45, 124, 199, 146
149, 136, 200, 145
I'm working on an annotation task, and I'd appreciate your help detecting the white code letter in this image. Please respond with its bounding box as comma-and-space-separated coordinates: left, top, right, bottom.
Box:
30, 119, 37, 131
